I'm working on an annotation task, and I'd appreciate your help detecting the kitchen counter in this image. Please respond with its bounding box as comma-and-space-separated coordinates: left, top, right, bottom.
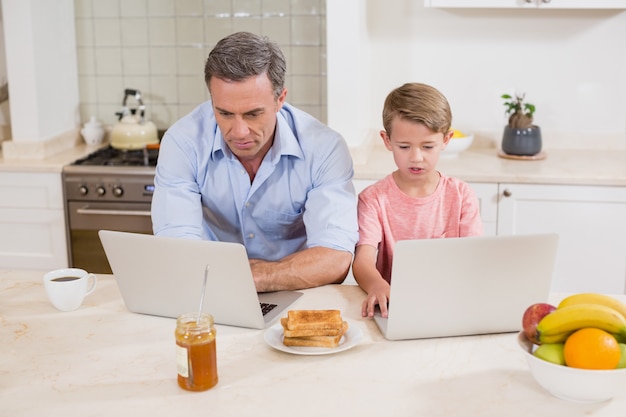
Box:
0, 142, 103, 173
2, 138, 626, 187
353, 141, 626, 186
2, 269, 626, 417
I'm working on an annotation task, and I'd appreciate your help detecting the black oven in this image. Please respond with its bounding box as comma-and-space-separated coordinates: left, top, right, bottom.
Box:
62, 146, 158, 273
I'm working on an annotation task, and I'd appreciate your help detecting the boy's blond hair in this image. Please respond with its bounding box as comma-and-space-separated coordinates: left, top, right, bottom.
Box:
382, 83, 452, 136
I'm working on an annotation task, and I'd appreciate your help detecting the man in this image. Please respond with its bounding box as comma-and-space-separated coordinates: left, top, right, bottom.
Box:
152, 32, 358, 292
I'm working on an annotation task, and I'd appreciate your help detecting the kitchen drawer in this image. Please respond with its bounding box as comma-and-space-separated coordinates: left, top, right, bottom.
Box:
0, 172, 64, 209
0, 207, 68, 269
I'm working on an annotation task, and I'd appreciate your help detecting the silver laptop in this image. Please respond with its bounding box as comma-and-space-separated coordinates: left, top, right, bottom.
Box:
98, 230, 303, 329
374, 234, 559, 340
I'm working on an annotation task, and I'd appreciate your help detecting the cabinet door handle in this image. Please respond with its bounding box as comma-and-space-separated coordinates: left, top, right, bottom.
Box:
503, 189, 512, 198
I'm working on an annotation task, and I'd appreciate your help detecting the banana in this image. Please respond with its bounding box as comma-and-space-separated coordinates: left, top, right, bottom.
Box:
558, 293, 626, 320
538, 331, 574, 344
540, 331, 626, 344
536, 303, 626, 343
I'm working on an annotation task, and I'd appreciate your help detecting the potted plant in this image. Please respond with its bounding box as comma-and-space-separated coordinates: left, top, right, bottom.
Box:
501, 93, 542, 156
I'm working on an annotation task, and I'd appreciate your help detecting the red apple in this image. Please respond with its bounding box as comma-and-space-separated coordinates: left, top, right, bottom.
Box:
522, 303, 556, 343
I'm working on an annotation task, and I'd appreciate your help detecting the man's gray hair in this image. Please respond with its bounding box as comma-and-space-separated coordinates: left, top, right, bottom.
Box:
204, 31, 286, 99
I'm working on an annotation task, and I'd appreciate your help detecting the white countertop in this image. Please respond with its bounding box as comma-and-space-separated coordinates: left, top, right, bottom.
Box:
0, 142, 102, 173
2, 269, 626, 417
354, 141, 626, 186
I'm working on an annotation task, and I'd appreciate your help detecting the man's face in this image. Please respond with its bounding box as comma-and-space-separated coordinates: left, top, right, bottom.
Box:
209, 74, 287, 162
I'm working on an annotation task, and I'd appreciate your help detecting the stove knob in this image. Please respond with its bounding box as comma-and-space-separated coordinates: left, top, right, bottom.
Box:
96, 186, 106, 196
79, 185, 88, 195
112, 186, 124, 197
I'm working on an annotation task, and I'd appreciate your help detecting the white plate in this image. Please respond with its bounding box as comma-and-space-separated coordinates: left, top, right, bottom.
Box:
264, 320, 364, 355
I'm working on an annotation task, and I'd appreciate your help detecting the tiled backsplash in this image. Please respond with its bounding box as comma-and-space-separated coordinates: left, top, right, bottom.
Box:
74, 0, 326, 129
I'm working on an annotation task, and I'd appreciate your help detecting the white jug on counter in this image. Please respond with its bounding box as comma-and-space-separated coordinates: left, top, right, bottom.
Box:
81, 116, 105, 146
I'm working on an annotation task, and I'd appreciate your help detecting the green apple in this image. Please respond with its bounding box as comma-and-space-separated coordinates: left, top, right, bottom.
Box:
617, 343, 626, 369
533, 343, 566, 366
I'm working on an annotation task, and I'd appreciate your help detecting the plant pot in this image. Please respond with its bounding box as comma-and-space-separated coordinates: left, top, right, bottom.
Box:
502, 125, 542, 156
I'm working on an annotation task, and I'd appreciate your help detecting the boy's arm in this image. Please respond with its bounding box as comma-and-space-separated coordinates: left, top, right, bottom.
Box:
352, 244, 391, 318
460, 184, 484, 236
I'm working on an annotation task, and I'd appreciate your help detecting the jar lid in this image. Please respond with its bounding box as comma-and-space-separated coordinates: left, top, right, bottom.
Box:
177, 312, 215, 329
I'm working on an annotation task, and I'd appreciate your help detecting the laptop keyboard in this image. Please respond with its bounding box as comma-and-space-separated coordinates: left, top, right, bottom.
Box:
260, 302, 278, 316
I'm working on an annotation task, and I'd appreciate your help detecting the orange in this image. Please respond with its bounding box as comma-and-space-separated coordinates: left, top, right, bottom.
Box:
563, 328, 621, 370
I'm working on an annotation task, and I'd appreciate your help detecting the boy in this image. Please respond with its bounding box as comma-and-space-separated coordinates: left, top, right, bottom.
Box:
352, 83, 483, 318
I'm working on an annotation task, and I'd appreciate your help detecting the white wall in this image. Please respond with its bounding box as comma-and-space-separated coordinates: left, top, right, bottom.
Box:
328, 1, 626, 150
2, 0, 79, 144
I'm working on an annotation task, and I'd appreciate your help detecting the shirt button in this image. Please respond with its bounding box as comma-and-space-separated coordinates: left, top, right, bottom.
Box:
248, 233, 254, 239
245, 202, 251, 208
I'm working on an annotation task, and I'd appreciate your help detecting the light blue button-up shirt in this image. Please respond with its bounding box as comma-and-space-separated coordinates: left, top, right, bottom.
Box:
151, 102, 359, 261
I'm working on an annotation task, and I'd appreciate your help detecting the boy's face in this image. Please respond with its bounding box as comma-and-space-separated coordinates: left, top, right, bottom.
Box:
380, 117, 452, 184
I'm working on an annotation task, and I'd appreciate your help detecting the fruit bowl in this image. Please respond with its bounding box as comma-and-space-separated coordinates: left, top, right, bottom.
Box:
442, 134, 474, 158
518, 331, 626, 403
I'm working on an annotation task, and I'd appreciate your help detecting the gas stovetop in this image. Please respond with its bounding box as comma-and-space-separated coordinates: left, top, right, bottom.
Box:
71, 145, 158, 167
63, 145, 159, 176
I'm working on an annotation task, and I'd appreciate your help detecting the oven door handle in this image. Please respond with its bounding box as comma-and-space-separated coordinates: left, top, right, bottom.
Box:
76, 207, 152, 217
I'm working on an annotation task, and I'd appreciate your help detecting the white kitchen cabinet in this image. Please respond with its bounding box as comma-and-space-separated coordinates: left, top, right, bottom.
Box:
0, 172, 68, 269
424, 0, 626, 8
497, 183, 626, 294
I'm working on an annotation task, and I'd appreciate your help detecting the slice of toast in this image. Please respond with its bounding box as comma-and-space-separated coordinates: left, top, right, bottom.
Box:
285, 310, 343, 330
281, 318, 346, 337
282, 333, 343, 348
283, 322, 348, 348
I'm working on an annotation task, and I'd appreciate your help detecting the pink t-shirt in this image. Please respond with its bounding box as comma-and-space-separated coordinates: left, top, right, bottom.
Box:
357, 173, 483, 283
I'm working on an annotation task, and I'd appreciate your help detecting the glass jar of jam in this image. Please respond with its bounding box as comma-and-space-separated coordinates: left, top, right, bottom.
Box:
175, 313, 218, 391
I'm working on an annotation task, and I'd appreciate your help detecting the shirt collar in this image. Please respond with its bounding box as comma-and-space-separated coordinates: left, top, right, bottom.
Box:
271, 111, 305, 162
211, 130, 227, 160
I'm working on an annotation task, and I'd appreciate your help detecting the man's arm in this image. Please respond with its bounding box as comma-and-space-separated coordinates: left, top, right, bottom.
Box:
152, 127, 207, 239
250, 246, 352, 292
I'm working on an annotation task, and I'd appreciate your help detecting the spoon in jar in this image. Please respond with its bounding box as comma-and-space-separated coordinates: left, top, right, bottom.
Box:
196, 264, 210, 324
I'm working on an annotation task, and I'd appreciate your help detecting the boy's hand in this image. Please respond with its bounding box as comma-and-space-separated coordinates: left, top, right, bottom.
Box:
361, 281, 391, 318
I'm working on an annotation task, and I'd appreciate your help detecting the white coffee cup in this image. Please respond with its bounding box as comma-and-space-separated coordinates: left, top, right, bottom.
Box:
43, 268, 97, 312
